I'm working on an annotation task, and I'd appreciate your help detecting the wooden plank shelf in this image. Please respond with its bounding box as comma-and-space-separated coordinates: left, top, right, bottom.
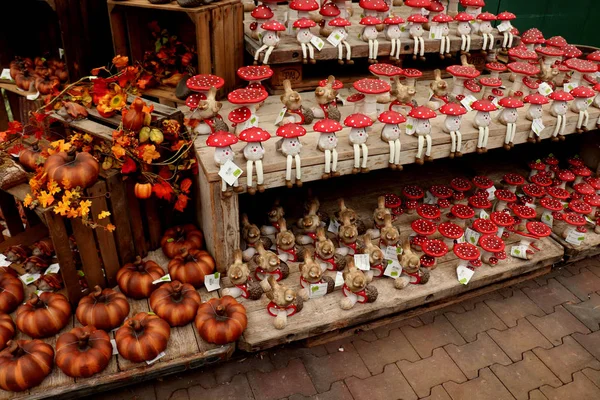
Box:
550, 225, 600, 263
0, 249, 234, 400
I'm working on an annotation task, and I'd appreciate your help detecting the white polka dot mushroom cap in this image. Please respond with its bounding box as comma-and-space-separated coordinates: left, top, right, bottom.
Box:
239, 127, 271, 142
344, 113, 374, 128
187, 74, 225, 91
313, 118, 344, 133
353, 78, 391, 95
453, 243, 480, 260
228, 88, 269, 105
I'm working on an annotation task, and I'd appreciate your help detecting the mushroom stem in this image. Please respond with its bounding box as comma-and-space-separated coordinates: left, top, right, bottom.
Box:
510, 77, 523, 94
363, 94, 378, 119
495, 200, 507, 212
451, 77, 466, 97
519, 238, 534, 247
574, 176, 584, 185
480, 86, 489, 100
507, 185, 517, 193
457, 259, 469, 268
443, 237, 455, 250
489, 71, 500, 79
570, 71, 583, 85
497, 226, 505, 238
447, 0, 459, 16
481, 250, 493, 263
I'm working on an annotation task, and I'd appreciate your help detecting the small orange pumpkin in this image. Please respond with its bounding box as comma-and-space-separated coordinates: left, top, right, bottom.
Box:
149, 281, 201, 327
168, 249, 215, 288
15, 292, 72, 339
161, 224, 204, 258
0, 340, 54, 391
44, 151, 99, 189
115, 312, 170, 363
195, 296, 247, 345
55, 326, 112, 378
0, 314, 15, 351
116, 256, 164, 299
135, 182, 152, 199
76, 286, 130, 331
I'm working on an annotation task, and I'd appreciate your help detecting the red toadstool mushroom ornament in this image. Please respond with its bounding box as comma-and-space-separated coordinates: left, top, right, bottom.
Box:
479, 77, 502, 102
497, 11, 517, 50
479, 234, 505, 265
460, 0, 484, 24
384, 15, 405, 61
477, 12, 496, 54
439, 102, 468, 158
360, 16, 382, 63
227, 88, 268, 134
514, 221, 551, 259
455, 12, 475, 54
421, 239, 448, 269
521, 28, 545, 51
408, 13, 429, 61
328, 17, 353, 65
314, 118, 343, 179
447, 64, 480, 100
319, 2, 341, 38
253, 20, 286, 65
239, 127, 271, 195
404, 185, 425, 214
237, 65, 273, 92
344, 113, 373, 174
548, 90, 574, 141
471, 100, 497, 153
206, 131, 241, 197
507, 62, 540, 97
276, 123, 306, 188
497, 97, 525, 150
378, 110, 406, 169
249, 5, 274, 40
570, 86, 596, 133
431, 13, 453, 58
353, 78, 391, 120
293, 18, 318, 65
454, 242, 481, 270
407, 106, 437, 164
439, 222, 464, 250
491, 211, 515, 239
524, 94, 550, 143
564, 58, 598, 87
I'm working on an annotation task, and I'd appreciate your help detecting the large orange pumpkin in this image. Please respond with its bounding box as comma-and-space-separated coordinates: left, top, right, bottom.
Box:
0, 272, 24, 314
0, 340, 54, 391
195, 296, 247, 345
0, 314, 15, 351
115, 312, 170, 363
15, 292, 72, 339
168, 249, 215, 288
149, 281, 201, 327
56, 326, 112, 378
116, 256, 164, 299
161, 224, 204, 258
44, 151, 99, 189
76, 285, 130, 331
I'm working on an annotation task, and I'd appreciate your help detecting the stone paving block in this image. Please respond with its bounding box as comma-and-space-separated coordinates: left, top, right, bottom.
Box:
443, 367, 515, 400
419, 304, 466, 325
247, 359, 316, 400
486, 289, 546, 328
491, 351, 562, 400
540, 371, 600, 400
533, 336, 600, 384
444, 332, 512, 379
168, 389, 189, 400
564, 257, 600, 275
557, 269, 600, 301
373, 317, 423, 339
303, 347, 370, 392
528, 389, 548, 400
288, 381, 354, 400
322, 330, 378, 354
401, 315, 466, 358
188, 374, 255, 400
397, 348, 467, 398
269, 344, 328, 370
353, 328, 420, 374
527, 305, 591, 345
564, 293, 600, 331
214, 354, 274, 384
345, 363, 418, 400
92, 382, 157, 400
459, 291, 504, 311
488, 318, 553, 362
421, 385, 451, 400
572, 331, 600, 360
534, 267, 571, 286
446, 302, 507, 342
155, 368, 217, 399
523, 279, 580, 314
581, 368, 600, 389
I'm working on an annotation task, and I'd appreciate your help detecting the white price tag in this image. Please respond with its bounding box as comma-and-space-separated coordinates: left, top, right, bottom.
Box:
20, 273, 41, 285
532, 119, 545, 136
384, 259, 402, 278
564, 81, 579, 92
538, 82, 553, 96
464, 228, 481, 246
336, 94, 346, 106
384, 245, 402, 260
492, 97, 502, 109
423, 191, 436, 205
457, 235, 466, 244
460, 94, 478, 112
153, 274, 171, 284
0, 254, 11, 267
204, 272, 221, 291
335, 271, 344, 287
497, 20, 511, 32
353, 254, 371, 271
510, 245, 529, 259
421, 7, 430, 15
405, 117, 416, 135
248, 114, 260, 127
309, 282, 328, 298
310, 36, 325, 51
327, 31, 343, 47
541, 211, 554, 227
457, 265, 475, 285
59, 48, 65, 59
429, 25, 444, 40
328, 217, 340, 234
0, 69, 12, 80
486, 186, 496, 201
565, 229, 585, 246
480, 210, 490, 219
110, 339, 119, 355
586, 98, 594, 107
275, 107, 287, 125
146, 351, 166, 365
44, 263, 60, 275
218, 160, 243, 186
26, 92, 40, 100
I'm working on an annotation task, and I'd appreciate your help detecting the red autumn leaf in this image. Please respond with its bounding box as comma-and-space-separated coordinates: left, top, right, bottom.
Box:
7, 143, 24, 155
174, 193, 189, 212
120, 156, 137, 174
180, 178, 192, 194
33, 128, 44, 140
152, 180, 174, 201
158, 166, 171, 180
7, 121, 23, 134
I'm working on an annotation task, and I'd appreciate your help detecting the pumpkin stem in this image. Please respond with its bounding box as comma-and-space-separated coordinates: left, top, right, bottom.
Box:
78, 331, 91, 349
215, 304, 227, 317
91, 285, 105, 302
172, 281, 183, 294
129, 319, 143, 332
29, 293, 43, 308
133, 256, 145, 271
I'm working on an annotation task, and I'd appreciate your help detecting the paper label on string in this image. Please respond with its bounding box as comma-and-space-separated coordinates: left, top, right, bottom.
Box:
457, 235, 466, 244
153, 274, 171, 284
429, 25, 444, 40
204, 272, 221, 292
405, 117, 416, 135
327, 31, 343, 47
492, 97, 502, 109
110, 339, 119, 355
510, 245, 529, 259
421, 7, 430, 15
336, 94, 346, 106
532, 119, 545, 136
586, 98, 594, 107
480, 210, 490, 220
464, 228, 481, 246
460, 95, 477, 112
384, 245, 402, 260
564, 81, 579, 92
248, 114, 259, 127
486, 186, 497, 201
26, 92, 40, 101
353, 254, 371, 271
541, 211, 554, 227
328, 217, 340, 234
335, 271, 344, 287
457, 265, 475, 285
309, 282, 329, 298
0, 254, 11, 267
538, 82, 553, 96
275, 107, 287, 125
20, 273, 41, 285
310, 36, 325, 51
384, 259, 402, 278
497, 20, 511, 32
146, 351, 166, 365
59, 48, 65, 59
0, 69, 12, 80
423, 191, 436, 205
565, 229, 585, 246
219, 160, 243, 186
44, 263, 60, 275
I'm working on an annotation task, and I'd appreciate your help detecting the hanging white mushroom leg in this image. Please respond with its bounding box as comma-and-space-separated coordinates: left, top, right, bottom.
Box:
221, 179, 228, 192
461, 35, 467, 51
368, 40, 373, 60
445, 36, 450, 54
254, 45, 268, 62
466, 35, 471, 53
416, 135, 425, 159
440, 37, 445, 56
477, 126, 485, 149
395, 39, 401, 59
583, 110, 590, 130
285, 155, 293, 182
324, 150, 331, 174
388, 141, 395, 164
552, 116, 561, 139
419, 37, 425, 57
256, 160, 264, 186
308, 43, 315, 62
482, 126, 490, 149
373, 39, 379, 60
344, 41, 352, 61
332, 149, 338, 172
456, 131, 462, 153
508, 32, 514, 48
425, 134, 432, 157
338, 44, 343, 61
413, 37, 419, 57
394, 139, 401, 165
353, 144, 360, 170
509, 123, 517, 145
504, 126, 511, 146
577, 111, 584, 130
560, 114, 566, 136
246, 160, 254, 188
488, 34, 494, 50
450, 131, 457, 153
301, 43, 308, 62
503, 33, 509, 49
482, 34, 488, 51
263, 46, 275, 64
294, 154, 301, 181
361, 144, 368, 169
390, 39, 396, 58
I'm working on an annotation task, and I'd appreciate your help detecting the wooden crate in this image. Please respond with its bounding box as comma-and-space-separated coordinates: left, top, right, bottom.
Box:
107, 0, 244, 95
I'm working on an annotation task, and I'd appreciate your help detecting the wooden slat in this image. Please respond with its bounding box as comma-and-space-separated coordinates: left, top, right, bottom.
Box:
0, 191, 24, 237
195, 10, 213, 75
35, 315, 75, 392
125, 180, 148, 257
106, 173, 135, 265
71, 218, 106, 289
211, 6, 226, 97
144, 197, 163, 251
550, 222, 600, 262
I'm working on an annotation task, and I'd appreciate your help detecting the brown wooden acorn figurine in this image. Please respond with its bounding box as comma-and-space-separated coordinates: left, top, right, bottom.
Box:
315, 227, 347, 272
275, 219, 304, 263
335, 199, 367, 234
337, 215, 359, 256
222, 249, 263, 300
340, 259, 378, 310
241, 214, 272, 262
361, 232, 385, 278
295, 199, 321, 245
264, 275, 303, 330
252, 242, 289, 281
395, 238, 430, 289
298, 250, 335, 301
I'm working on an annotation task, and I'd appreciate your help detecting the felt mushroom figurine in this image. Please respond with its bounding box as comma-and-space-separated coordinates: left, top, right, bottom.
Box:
276, 123, 306, 188
439, 102, 468, 158
543, 155, 560, 177
288, 0, 319, 26
420, 239, 448, 270
206, 130, 242, 197
429, 185, 454, 209
521, 28, 545, 51
469, 196, 492, 220
572, 166, 592, 185
460, 0, 484, 24
249, 5, 274, 40
564, 58, 598, 87
186, 74, 225, 99
477, 12, 496, 54
548, 90, 574, 141
521, 184, 545, 209
570, 86, 596, 133
584, 194, 600, 219
446, 64, 481, 100
237, 65, 273, 91
417, 204, 442, 222
478, 234, 505, 265
407, 106, 436, 164
486, 62, 508, 80
344, 113, 373, 174
479, 77, 502, 101
438, 222, 464, 250
402, 68, 423, 88
471, 99, 498, 153
496, 11, 516, 50
403, 185, 425, 214
569, 200, 593, 220
586, 177, 600, 195
378, 110, 406, 169
497, 97, 525, 150
507, 62, 540, 97
314, 118, 343, 179
430, 13, 453, 58
449, 204, 475, 228
353, 78, 391, 120
453, 242, 481, 270
472, 175, 494, 199
561, 212, 587, 240
239, 127, 271, 195
524, 93, 550, 143
410, 218, 436, 251
319, 2, 341, 37
383, 15, 405, 61
535, 46, 564, 69
254, 20, 286, 65
517, 221, 551, 259
455, 12, 475, 55
407, 13, 429, 61
490, 211, 515, 239
368, 63, 403, 103
512, 204, 537, 231
293, 18, 318, 65
359, 16, 382, 63
556, 169, 576, 189
328, 17, 353, 64
450, 178, 472, 203
494, 189, 517, 212
346, 93, 366, 114
472, 218, 498, 239
227, 88, 269, 134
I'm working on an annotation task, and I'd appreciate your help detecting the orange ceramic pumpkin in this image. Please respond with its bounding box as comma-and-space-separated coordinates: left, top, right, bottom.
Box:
168, 249, 215, 288
0, 340, 54, 391
195, 296, 247, 345
0, 272, 24, 314
161, 224, 204, 258
76, 286, 130, 331
122, 98, 147, 132
116, 256, 164, 299
134, 182, 152, 199
115, 312, 170, 363
15, 292, 72, 338
18, 145, 46, 171
56, 326, 112, 378
0, 314, 15, 351
149, 281, 201, 327
44, 151, 99, 189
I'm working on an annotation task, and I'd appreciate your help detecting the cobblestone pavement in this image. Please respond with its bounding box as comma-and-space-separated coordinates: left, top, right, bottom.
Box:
89, 257, 600, 400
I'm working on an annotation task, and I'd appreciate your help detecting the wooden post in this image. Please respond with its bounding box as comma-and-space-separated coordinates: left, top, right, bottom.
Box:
194, 10, 213, 75
105, 172, 135, 265
144, 196, 163, 250
108, 3, 129, 58
125, 180, 148, 257
71, 218, 106, 289
0, 190, 24, 237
